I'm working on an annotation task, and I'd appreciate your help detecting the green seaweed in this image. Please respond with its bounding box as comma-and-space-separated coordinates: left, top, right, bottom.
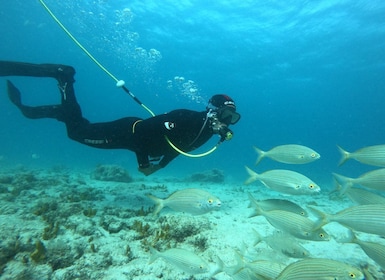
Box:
42, 221, 59, 240
125, 245, 134, 261
83, 207, 97, 217
90, 243, 97, 253
131, 220, 152, 239
64, 188, 104, 202
135, 206, 153, 216
30, 240, 46, 262
33, 201, 58, 216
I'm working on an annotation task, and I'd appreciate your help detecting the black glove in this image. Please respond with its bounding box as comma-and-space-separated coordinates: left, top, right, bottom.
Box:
138, 164, 162, 176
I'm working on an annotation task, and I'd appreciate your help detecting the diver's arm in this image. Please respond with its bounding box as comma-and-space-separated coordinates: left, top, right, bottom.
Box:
159, 152, 179, 168
138, 164, 161, 176
136, 152, 163, 176
135, 152, 150, 169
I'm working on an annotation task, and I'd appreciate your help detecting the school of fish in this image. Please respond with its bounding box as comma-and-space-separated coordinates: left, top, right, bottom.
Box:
145, 143, 385, 279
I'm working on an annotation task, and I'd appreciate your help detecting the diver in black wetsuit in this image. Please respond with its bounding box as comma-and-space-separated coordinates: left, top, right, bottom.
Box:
1, 61, 240, 176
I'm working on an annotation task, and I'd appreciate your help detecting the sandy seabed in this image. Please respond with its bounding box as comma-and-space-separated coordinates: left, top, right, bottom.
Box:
0, 165, 384, 280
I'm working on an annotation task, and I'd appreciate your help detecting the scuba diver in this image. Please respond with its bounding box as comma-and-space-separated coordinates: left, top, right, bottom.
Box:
0, 61, 240, 176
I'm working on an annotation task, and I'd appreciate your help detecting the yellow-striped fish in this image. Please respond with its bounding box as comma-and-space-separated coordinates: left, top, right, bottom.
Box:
310, 204, 385, 236
345, 187, 385, 205
224, 250, 285, 280
253, 229, 310, 258
149, 247, 208, 274
276, 258, 364, 280
146, 188, 221, 215
338, 144, 385, 167
254, 144, 320, 165
244, 260, 285, 280
342, 230, 385, 270
333, 169, 385, 192
245, 166, 320, 195
255, 198, 308, 216
248, 194, 329, 241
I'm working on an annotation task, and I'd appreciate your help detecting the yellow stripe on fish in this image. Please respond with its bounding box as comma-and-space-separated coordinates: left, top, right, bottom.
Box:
248, 194, 329, 241
338, 144, 385, 167
224, 250, 285, 280
253, 229, 310, 258
244, 166, 321, 195
333, 168, 385, 192
276, 258, 364, 280
149, 247, 209, 274
146, 188, 221, 215
345, 187, 385, 205
342, 230, 385, 270
253, 198, 308, 216
254, 144, 320, 165
310, 204, 385, 236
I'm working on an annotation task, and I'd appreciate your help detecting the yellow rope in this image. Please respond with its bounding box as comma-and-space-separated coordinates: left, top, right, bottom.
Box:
39, 0, 119, 83
39, 0, 217, 158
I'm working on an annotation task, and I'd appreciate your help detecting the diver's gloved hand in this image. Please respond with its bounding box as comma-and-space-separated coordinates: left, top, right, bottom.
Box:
138, 164, 162, 176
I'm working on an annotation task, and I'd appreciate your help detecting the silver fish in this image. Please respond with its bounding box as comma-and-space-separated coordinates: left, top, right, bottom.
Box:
218, 251, 285, 280
253, 229, 310, 258
254, 144, 320, 165
229, 267, 255, 280
245, 166, 321, 195
310, 204, 385, 236
256, 198, 308, 216
147, 188, 221, 215
333, 169, 385, 192
248, 194, 329, 241
342, 230, 385, 270
149, 247, 208, 274
276, 258, 364, 280
338, 144, 385, 167
345, 187, 385, 205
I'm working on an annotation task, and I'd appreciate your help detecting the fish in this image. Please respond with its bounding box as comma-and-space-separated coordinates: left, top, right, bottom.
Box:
149, 247, 208, 274
360, 263, 377, 280
228, 267, 256, 280
248, 194, 329, 241
244, 166, 321, 195
275, 258, 364, 280
341, 230, 385, 270
244, 260, 285, 280
253, 229, 310, 258
254, 144, 320, 165
146, 188, 221, 215
256, 198, 308, 216
345, 187, 385, 205
310, 204, 385, 236
217, 250, 285, 280
338, 144, 385, 167
333, 169, 385, 192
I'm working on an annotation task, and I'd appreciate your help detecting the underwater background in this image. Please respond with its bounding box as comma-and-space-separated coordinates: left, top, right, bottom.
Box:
1, 0, 385, 186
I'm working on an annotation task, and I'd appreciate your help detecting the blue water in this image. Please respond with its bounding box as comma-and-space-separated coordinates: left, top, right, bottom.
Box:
1, 0, 384, 185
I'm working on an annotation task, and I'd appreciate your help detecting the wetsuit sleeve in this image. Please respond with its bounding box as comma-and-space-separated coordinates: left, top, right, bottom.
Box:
136, 152, 151, 168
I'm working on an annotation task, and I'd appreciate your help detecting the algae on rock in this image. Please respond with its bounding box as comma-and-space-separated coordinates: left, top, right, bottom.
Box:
91, 165, 133, 182
30, 240, 46, 262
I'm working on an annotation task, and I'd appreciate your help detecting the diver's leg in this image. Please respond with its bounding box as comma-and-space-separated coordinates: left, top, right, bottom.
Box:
0, 61, 75, 84
6, 79, 63, 119
64, 117, 141, 149
3, 60, 80, 121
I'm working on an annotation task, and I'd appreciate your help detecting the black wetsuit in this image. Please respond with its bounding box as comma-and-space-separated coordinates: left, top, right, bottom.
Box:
0, 61, 214, 168
69, 109, 212, 168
